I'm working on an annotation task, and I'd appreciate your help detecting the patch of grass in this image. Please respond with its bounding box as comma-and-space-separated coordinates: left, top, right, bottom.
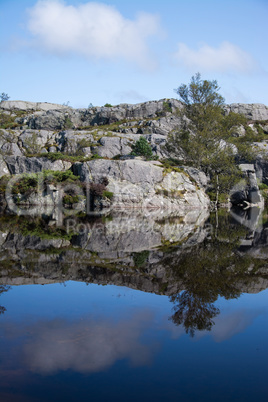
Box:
40, 152, 83, 163
102, 190, 113, 200
163, 166, 184, 175
101, 215, 113, 223
159, 159, 185, 170
38, 152, 101, 163
156, 188, 186, 198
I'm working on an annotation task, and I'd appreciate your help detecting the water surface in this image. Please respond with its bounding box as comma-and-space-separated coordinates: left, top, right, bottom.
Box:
0, 208, 267, 401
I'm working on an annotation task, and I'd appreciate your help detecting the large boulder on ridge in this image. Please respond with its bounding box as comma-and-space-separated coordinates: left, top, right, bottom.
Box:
72, 159, 210, 210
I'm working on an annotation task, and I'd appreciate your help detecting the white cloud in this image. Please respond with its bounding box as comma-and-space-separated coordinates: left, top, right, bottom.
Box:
26, 0, 162, 69
174, 41, 257, 73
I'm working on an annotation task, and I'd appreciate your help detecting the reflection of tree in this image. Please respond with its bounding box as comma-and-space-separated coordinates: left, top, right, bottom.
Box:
170, 291, 219, 337
0, 306, 6, 315
168, 210, 256, 337
0, 285, 11, 316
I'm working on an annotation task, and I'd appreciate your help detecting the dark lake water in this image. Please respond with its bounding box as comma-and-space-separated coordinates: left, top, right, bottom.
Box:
0, 207, 267, 401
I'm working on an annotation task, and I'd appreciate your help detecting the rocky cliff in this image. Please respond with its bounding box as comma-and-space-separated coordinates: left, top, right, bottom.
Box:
1, 99, 268, 210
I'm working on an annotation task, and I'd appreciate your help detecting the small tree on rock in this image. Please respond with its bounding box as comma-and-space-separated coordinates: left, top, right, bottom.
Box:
131, 136, 153, 159
166, 73, 242, 203
0, 93, 10, 102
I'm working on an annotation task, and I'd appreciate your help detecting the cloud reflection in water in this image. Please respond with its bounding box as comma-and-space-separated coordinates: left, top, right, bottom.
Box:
22, 311, 156, 374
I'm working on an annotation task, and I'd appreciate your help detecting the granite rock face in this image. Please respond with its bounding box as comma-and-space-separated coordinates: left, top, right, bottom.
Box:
5, 156, 72, 175
97, 137, 132, 158
72, 159, 210, 210
0, 155, 9, 177
224, 103, 268, 121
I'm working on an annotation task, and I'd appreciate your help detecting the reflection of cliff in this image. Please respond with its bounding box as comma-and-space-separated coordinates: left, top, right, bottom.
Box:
0, 209, 209, 289
0, 210, 267, 297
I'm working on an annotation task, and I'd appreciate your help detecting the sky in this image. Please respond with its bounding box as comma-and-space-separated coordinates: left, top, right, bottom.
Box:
0, 0, 267, 108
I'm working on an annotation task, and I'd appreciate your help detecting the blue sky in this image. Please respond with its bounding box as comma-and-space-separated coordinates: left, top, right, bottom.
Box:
1, 0, 267, 108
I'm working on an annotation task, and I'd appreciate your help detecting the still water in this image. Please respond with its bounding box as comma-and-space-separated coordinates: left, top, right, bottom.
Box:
0, 207, 267, 401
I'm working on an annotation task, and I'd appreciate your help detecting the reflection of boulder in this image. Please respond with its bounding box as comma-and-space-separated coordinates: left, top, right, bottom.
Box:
0, 209, 209, 292
230, 206, 262, 231
72, 209, 209, 253
230, 164, 263, 207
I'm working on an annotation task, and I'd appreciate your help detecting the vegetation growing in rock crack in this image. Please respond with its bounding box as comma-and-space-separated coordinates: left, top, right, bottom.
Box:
89, 177, 113, 210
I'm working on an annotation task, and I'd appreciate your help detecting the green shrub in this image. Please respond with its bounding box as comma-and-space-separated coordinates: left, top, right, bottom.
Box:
131, 136, 153, 159
259, 182, 268, 190
64, 116, 73, 129
63, 194, 80, 205
24, 133, 43, 155
10, 174, 39, 196
0, 170, 81, 197
90, 153, 102, 160
104, 103, 113, 107
43, 169, 80, 183
163, 101, 172, 113
102, 190, 113, 199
